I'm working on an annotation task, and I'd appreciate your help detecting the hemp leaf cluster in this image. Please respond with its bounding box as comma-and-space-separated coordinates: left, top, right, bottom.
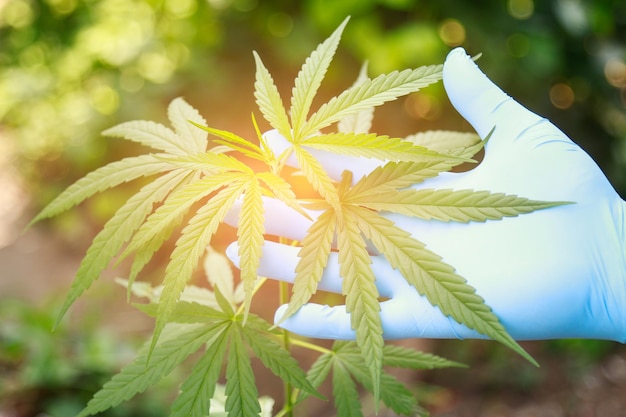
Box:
32, 17, 563, 416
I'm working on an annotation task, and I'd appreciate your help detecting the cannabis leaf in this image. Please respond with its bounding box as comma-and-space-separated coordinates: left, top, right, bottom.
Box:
83, 262, 319, 417
297, 341, 464, 417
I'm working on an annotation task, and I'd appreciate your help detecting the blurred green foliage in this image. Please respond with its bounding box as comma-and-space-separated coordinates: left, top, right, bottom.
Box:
0, 298, 174, 417
2, 0, 625, 218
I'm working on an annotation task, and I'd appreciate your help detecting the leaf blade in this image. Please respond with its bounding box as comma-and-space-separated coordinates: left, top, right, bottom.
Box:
253, 51, 292, 141
350, 206, 536, 365
302, 64, 443, 137
290, 17, 348, 141
278, 209, 336, 324
170, 326, 229, 417
29, 154, 172, 225
225, 328, 262, 417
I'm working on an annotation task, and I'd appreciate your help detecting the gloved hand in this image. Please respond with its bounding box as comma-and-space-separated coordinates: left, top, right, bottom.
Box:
225, 47, 626, 342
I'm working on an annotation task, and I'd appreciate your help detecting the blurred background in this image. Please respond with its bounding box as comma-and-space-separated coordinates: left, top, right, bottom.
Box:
1, 0, 626, 416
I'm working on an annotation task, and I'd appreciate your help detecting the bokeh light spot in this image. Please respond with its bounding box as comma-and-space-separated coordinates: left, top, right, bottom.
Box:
165, 0, 197, 19
438, 19, 466, 47
90, 84, 119, 115
267, 13, 293, 38
1, 0, 34, 28
604, 59, 626, 88
404, 92, 441, 121
508, 0, 534, 20
550, 83, 575, 109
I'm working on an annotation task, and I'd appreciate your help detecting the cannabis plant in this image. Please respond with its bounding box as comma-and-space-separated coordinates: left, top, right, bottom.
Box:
31, 17, 563, 416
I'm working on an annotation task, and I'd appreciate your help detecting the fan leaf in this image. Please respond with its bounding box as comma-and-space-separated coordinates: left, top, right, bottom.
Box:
357, 188, 571, 223
55, 169, 193, 324
301, 64, 442, 138
290, 17, 348, 141
253, 51, 292, 141
77, 323, 217, 417
170, 326, 229, 417
301, 132, 468, 163
167, 97, 208, 153
151, 180, 248, 353
338, 206, 384, 405
350, 206, 536, 365
29, 155, 172, 225
225, 328, 262, 417
278, 209, 336, 324
237, 178, 265, 321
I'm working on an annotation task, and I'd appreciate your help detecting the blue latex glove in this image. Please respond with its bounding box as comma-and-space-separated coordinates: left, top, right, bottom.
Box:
225, 47, 626, 342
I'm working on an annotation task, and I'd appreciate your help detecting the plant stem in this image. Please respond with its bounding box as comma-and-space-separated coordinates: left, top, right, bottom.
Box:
279, 279, 295, 417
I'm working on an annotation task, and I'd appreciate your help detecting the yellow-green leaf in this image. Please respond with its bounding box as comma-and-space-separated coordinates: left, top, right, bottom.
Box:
350, 206, 536, 365
356, 188, 571, 223
30, 155, 172, 226
301, 132, 468, 163
237, 179, 265, 321
338, 62, 373, 135
278, 209, 336, 324
167, 97, 208, 153
294, 146, 340, 212
290, 17, 348, 141
151, 180, 248, 353
253, 51, 292, 141
55, 169, 193, 324
338, 206, 383, 405
301, 64, 443, 138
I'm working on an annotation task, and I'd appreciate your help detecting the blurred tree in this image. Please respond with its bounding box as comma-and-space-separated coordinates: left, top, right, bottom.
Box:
1, 0, 625, 215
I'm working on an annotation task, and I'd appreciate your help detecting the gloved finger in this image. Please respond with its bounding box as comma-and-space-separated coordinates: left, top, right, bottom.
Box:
263, 129, 383, 184
226, 240, 398, 298
274, 296, 485, 340
223, 195, 318, 242
443, 47, 543, 143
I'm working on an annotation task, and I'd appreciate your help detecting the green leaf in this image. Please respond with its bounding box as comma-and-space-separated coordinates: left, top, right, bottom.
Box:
339, 351, 418, 416
349, 206, 536, 365
278, 209, 336, 324
338, 207, 384, 405
214, 277, 236, 317
241, 321, 322, 399
122, 172, 242, 264
135, 301, 229, 324
55, 169, 193, 324
29, 155, 172, 225
301, 132, 468, 163
159, 151, 253, 173
290, 17, 348, 141
404, 130, 481, 154
304, 349, 334, 392
152, 180, 248, 354
383, 344, 466, 369
204, 246, 238, 308
346, 160, 463, 200
170, 326, 229, 417
237, 178, 265, 321
332, 361, 363, 417
358, 188, 571, 223
256, 171, 311, 220
294, 146, 340, 211
253, 51, 292, 141
167, 97, 208, 153
102, 121, 187, 155
301, 64, 443, 138
77, 323, 217, 417
338, 62, 373, 135
225, 328, 262, 417
192, 123, 265, 161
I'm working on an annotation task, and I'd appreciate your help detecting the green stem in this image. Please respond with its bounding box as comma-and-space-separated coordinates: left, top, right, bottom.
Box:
279, 279, 295, 417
